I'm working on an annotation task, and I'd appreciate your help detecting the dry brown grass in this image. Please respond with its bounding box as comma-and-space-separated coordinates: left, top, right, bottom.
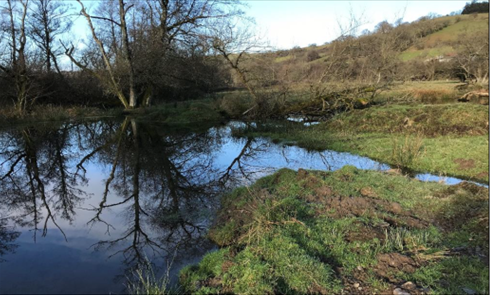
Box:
411, 89, 456, 103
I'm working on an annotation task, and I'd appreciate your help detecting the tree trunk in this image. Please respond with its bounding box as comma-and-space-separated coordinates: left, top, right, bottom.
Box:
141, 86, 153, 107
119, 0, 137, 108
75, 0, 130, 109
44, 4, 51, 73
8, 0, 30, 115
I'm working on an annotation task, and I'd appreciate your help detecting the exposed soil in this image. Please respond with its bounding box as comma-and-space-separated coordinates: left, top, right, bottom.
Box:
360, 186, 378, 198
340, 253, 430, 295
375, 253, 418, 283
476, 171, 489, 179
297, 168, 321, 187
318, 196, 428, 229
345, 223, 385, 242
453, 158, 476, 170
298, 169, 427, 229
295, 170, 439, 293
314, 185, 334, 197
307, 283, 328, 295
340, 270, 380, 295
221, 260, 234, 273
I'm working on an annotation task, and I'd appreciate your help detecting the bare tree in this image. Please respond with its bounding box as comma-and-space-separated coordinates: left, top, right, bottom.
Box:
454, 30, 489, 85
204, 15, 298, 118
308, 10, 369, 112
64, 0, 242, 110
27, 0, 72, 75
0, 0, 32, 114
63, 0, 131, 108
306, 13, 409, 113
208, 20, 262, 111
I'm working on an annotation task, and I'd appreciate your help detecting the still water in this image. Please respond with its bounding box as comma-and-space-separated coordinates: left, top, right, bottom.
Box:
0, 118, 479, 294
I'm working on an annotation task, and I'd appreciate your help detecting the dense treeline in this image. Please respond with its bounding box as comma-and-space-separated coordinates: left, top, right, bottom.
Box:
462, 0, 489, 14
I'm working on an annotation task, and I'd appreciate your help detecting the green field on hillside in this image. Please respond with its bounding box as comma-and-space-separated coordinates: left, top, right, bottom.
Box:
400, 13, 489, 61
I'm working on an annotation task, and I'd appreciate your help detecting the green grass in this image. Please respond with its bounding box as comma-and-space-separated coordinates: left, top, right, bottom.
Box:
400, 46, 455, 61
274, 55, 294, 63
127, 267, 174, 295
399, 50, 425, 61
326, 103, 488, 136
181, 167, 489, 294
0, 105, 124, 128
374, 80, 486, 105
423, 14, 489, 46
400, 13, 489, 61
232, 103, 489, 182
404, 257, 489, 295
137, 99, 226, 126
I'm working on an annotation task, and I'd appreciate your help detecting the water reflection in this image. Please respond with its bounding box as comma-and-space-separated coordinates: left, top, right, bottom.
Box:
0, 119, 230, 293
0, 219, 19, 262
77, 118, 225, 270
0, 118, 481, 294
0, 124, 86, 241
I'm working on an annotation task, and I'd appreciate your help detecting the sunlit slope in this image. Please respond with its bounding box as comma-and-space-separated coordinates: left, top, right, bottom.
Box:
400, 13, 489, 61
269, 14, 488, 64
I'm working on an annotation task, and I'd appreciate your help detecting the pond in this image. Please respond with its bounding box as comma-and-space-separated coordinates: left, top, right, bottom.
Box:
0, 118, 481, 294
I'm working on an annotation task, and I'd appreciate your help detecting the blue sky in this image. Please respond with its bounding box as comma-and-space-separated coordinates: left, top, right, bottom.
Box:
244, 1, 469, 49
69, 0, 470, 52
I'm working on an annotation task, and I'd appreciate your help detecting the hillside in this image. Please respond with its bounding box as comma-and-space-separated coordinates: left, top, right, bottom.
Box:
400, 13, 490, 61
269, 13, 489, 65
234, 12, 489, 89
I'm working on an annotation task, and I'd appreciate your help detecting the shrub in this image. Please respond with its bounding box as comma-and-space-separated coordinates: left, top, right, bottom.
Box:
306, 50, 321, 62
216, 93, 252, 117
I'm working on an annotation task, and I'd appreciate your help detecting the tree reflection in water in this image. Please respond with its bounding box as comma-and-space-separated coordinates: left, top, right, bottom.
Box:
77, 117, 228, 272
0, 219, 19, 262
0, 117, 268, 288
0, 124, 87, 241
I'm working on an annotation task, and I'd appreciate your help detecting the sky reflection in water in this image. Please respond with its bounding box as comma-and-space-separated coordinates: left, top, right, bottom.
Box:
0, 119, 479, 294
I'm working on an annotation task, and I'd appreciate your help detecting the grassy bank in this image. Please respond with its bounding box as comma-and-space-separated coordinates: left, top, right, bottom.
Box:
0, 105, 124, 127
233, 103, 489, 183
180, 167, 489, 294
0, 99, 228, 130
133, 99, 227, 126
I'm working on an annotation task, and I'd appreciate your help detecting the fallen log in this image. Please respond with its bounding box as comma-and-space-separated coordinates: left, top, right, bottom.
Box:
458, 91, 489, 104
